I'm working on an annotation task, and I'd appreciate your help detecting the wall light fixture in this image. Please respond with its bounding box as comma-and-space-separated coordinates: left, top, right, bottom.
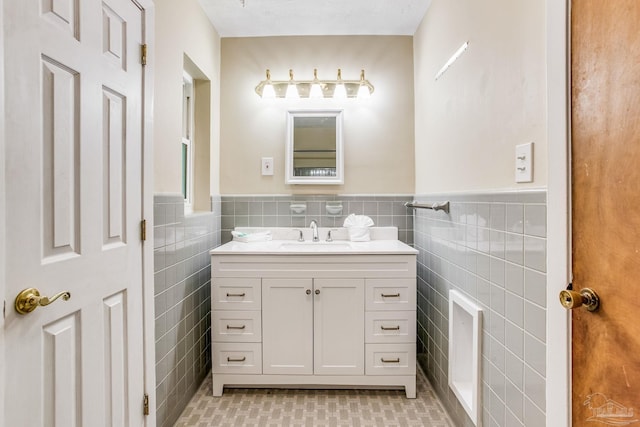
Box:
255, 68, 374, 99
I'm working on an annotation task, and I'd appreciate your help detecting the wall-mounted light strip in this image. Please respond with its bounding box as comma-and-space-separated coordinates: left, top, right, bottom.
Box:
435, 41, 469, 81
255, 69, 374, 99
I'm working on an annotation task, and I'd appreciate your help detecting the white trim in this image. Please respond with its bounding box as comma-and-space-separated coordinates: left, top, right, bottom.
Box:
285, 109, 344, 185
137, 0, 157, 426
546, 0, 571, 426
182, 71, 194, 211
448, 290, 482, 425
0, 0, 6, 420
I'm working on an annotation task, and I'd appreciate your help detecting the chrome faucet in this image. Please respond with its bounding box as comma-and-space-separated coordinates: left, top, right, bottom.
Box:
309, 220, 319, 242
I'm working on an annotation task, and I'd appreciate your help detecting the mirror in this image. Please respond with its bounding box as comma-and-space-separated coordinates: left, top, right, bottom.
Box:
286, 110, 343, 185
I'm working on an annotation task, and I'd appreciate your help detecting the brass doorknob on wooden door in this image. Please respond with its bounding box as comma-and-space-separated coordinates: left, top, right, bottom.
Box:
559, 288, 600, 312
14, 287, 71, 315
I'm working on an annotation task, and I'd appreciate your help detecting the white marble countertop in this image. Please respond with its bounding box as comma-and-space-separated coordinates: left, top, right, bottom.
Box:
210, 227, 417, 255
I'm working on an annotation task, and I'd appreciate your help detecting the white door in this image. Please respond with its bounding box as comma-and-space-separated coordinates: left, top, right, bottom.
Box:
262, 278, 313, 375
313, 279, 364, 375
3, 0, 147, 425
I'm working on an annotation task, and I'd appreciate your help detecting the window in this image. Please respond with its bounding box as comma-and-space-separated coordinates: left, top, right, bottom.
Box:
181, 55, 212, 213
182, 71, 194, 209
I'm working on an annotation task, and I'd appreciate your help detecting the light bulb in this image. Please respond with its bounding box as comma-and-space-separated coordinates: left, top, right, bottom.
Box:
357, 70, 371, 99
285, 68, 299, 99
309, 84, 323, 98
333, 68, 347, 99
309, 68, 323, 98
357, 84, 371, 99
262, 84, 276, 99
260, 69, 276, 99
285, 83, 299, 99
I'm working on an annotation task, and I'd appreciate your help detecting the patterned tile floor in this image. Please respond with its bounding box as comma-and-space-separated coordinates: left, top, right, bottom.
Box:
175, 365, 454, 427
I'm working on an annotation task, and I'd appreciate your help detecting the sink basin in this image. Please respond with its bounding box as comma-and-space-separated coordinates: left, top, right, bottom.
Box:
278, 241, 352, 252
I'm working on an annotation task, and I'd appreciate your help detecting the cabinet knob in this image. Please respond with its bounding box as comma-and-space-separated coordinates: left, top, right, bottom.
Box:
306, 289, 311, 295
315, 289, 320, 295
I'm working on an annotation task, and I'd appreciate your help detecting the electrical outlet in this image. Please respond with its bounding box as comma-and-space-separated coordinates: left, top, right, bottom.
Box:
262, 157, 274, 176
515, 143, 533, 183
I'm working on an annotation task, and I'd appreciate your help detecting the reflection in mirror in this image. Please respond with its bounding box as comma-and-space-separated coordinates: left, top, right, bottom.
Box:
286, 110, 343, 185
294, 116, 336, 177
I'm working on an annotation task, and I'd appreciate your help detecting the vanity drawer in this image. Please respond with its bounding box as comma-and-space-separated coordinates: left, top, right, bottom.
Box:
212, 278, 261, 310
212, 342, 262, 374
365, 278, 416, 311
212, 310, 262, 343
365, 311, 416, 344
365, 343, 416, 376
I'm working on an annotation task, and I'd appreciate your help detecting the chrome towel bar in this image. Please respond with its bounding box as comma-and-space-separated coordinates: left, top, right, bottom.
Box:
404, 201, 450, 214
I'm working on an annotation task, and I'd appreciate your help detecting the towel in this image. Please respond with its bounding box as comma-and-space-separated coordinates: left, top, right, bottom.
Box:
343, 214, 374, 241
231, 230, 272, 243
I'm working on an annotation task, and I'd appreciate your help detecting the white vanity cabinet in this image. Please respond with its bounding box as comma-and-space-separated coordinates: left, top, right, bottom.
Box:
262, 278, 364, 376
210, 250, 417, 398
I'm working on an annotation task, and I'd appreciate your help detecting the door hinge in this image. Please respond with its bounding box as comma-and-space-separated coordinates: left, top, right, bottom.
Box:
141, 219, 147, 241
141, 44, 147, 66
143, 393, 149, 416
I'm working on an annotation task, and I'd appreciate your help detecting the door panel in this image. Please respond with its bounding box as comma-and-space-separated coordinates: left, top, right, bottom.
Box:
571, 0, 640, 425
102, 87, 127, 247
103, 291, 129, 427
43, 313, 82, 426
42, 56, 81, 259
3, 0, 146, 425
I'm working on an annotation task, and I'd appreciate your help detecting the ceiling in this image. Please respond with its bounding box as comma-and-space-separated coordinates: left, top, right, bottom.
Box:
198, 0, 432, 38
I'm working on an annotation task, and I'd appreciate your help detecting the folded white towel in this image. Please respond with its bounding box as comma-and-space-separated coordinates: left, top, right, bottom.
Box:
231, 230, 272, 243
343, 214, 374, 228
343, 214, 374, 242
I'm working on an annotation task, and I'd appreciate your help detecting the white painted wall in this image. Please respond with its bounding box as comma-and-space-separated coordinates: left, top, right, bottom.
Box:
220, 36, 415, 195
413, 0, 547, 193
154, 0, 221, 196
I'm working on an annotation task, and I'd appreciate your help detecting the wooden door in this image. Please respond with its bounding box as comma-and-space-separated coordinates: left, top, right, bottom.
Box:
313, 278, 364, 375
3, 0, 147, 425
262, 278, 314, 375
571, 0, 640, 425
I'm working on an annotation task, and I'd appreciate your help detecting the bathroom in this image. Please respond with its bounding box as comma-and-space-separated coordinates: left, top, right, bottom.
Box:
3, 0, 634, 426
153, 0, 549, 425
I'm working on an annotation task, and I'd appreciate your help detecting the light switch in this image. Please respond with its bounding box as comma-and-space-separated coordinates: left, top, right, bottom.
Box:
515, 143, 533, 183
261, 157, 274, 176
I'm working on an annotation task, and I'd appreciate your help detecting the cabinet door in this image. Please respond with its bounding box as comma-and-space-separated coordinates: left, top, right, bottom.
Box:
314, 279, 365, 375
262, 278, 313, 375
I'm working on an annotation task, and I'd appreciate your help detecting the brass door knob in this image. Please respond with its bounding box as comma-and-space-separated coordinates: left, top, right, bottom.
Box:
15, 288, 71, 315
559, 287, 599, 312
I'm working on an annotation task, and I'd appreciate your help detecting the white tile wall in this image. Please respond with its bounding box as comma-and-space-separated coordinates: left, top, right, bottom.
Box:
414, 191, 547, 427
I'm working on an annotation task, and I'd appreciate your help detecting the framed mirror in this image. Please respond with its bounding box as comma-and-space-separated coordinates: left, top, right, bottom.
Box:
285, 109, 344, 185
